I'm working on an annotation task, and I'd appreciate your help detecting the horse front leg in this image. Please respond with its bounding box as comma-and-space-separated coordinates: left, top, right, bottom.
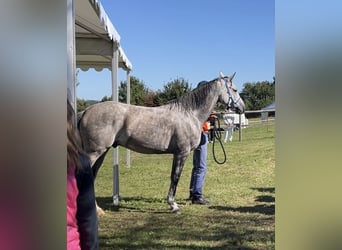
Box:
167, 153, 188, 213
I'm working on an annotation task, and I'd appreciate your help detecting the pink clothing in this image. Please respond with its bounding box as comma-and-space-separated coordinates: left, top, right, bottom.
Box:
67, 166, 81, 250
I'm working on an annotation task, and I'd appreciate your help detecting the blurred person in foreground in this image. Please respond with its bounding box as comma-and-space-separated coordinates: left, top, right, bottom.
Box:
67, 100, 98, 250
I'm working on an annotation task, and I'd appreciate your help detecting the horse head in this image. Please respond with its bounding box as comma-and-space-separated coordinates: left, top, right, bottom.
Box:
218, 72, 245, 114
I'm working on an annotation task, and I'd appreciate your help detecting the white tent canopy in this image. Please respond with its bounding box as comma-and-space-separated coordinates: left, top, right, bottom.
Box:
68, 0, 132, 103
75, 0, 132, 72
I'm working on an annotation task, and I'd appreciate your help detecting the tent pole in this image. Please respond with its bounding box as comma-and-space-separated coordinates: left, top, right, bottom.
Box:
239, 114, 242, 141
112, 44, 120, 206
126, 70, 131, 167
67, 0, 76, 114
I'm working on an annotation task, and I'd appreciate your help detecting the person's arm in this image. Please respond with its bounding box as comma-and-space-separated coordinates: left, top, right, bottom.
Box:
76, 156, 98, 250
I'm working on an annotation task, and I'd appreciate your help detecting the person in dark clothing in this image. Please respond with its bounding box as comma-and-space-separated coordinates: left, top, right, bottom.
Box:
67, 99, 98, 250
207, 112, 218, 143
76, 156, 98, 250
189, 81, 211, 205
189, 129, 210, 205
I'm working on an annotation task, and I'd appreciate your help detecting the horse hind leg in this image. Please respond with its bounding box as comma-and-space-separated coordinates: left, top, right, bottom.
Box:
89, 149, 110, 216
167, 153, 188, 213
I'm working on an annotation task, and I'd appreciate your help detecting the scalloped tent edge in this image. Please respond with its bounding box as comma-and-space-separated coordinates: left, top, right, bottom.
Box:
68, 0, 133, 105
75, 0, 132, 72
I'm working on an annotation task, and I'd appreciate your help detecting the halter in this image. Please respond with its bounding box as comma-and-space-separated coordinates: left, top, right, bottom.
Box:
223, 78, 241, 109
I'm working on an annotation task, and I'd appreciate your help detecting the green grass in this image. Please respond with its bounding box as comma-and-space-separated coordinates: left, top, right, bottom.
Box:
95, 124, 275, 249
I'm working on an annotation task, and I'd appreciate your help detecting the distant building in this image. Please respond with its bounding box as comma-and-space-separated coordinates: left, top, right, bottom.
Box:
261, 102, 275, 121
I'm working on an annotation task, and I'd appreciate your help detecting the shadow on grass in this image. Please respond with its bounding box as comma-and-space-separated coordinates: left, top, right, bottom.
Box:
209, 204, 275, 215
209, 187, 275, 215
96, 196, 191, 214
256, 195, 275, 203
251, 187, 275, 193
97, 189, 275, 249
98, 209, 273, 250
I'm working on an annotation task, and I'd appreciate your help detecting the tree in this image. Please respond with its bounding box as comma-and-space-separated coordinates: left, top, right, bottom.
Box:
75, 70, 93, 112
77, 98, 90, 112
143, 92, 159, 107
100, 76, 192, 107
155, 77, 192, 105
118, 76, 151, 106
240, 79, 275, 110
101, 95, 112, 102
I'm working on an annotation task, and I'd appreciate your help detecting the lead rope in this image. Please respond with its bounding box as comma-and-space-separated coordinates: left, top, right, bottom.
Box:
211, 117, 227, 164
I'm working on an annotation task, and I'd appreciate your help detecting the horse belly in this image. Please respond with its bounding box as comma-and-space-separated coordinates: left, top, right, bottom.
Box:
119, 129, 173, 154
124, 139, 170, 154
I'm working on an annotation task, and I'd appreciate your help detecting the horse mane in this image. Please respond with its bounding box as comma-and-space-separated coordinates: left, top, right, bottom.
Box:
164, 78, 218, 112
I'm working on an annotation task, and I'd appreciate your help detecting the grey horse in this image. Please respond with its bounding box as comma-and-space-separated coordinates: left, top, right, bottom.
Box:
78, 71, 245, 213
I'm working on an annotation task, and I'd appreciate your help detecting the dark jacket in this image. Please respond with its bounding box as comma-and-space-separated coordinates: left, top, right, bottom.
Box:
76, 156, 98, 250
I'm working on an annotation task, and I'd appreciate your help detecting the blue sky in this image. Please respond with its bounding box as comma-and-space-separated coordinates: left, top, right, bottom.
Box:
77, 0, 274, 101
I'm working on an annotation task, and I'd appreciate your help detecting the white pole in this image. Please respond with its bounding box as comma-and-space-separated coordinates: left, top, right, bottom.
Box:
67, 0, 76, 114
112, 45, 120, 206
126, 70, 131, 167
239, 114, 242, 141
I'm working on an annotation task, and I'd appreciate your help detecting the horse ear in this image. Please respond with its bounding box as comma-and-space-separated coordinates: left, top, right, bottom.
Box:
229, 72, 236, 81
219, 72, 225, 79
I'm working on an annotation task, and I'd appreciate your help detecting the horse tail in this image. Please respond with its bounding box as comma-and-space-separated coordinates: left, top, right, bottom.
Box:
77, 110, 85, 128
77, 110, 86, 149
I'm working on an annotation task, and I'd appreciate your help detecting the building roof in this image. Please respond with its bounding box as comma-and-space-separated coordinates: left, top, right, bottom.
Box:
261, 102, 275, 110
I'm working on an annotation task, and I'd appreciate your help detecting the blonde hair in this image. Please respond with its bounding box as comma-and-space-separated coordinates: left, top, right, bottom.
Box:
67, 100, 84, 171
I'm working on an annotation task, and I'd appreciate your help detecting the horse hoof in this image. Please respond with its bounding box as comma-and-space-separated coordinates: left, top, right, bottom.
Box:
97, 207, 105, 216
170, 207, 180, 213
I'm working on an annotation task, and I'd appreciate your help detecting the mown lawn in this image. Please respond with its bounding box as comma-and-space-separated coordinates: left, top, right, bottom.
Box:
94, 124, 275, 249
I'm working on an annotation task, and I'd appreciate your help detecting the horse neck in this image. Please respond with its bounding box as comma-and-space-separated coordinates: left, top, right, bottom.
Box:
194, 85, 220, 123
163, 81, 220, 123
195, 96, 219, 123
